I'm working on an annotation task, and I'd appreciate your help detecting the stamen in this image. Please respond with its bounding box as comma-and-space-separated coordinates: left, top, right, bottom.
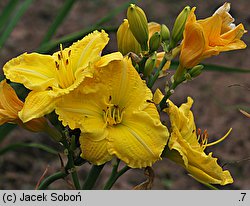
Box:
103, 97, 124, 126
60, 44, 63, 54
206, 128, 232, 147
197, 128, 202, 141
54, 44, 76, 89
55, 61, 59, 70
68, 50, 71, 57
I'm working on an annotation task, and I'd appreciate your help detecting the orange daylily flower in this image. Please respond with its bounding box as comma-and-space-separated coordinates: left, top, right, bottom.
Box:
179, 3, 246, 69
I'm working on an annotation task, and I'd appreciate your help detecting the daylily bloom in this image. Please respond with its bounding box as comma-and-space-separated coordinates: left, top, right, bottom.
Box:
3, 30, 109, 122
55, 52, 169, 168
179, 3, 246, 69
161, 96, 233, 185
0, 80, 60, 140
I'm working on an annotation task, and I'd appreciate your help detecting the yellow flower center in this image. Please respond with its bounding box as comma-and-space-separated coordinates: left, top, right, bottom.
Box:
55, 45, 76, 89
103, 96, 124, 126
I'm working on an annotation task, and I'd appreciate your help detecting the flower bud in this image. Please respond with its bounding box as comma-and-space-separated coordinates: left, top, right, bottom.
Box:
127, 4, 149, 51
188, 64, 204, 78
144, 52, 157, 77
170, 6, 190, 49
160, 24, 170, 43
149, 32, 161, 53
117, 19, 141, 55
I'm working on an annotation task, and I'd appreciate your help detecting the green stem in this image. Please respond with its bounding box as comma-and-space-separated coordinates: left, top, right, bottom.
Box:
82, 164, 105, 190
148, 56, 167, 88
158, 64, 185, 110
158, 81, 178, 110
103, 165, 130, 190
61, 138, 81, 190
66, 149, 81, 190
37, 171, 68, 190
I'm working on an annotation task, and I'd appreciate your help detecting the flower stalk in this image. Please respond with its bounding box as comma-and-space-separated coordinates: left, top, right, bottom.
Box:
104, 160, 130, 190
82, 164, 105, 190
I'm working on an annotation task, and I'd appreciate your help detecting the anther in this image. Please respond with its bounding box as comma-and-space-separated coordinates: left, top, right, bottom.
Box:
197, 128, 201, 136
68, 50, 71, 57
55, 61, 59, 70
58, 53, 61, 60
66, 59, 69, 65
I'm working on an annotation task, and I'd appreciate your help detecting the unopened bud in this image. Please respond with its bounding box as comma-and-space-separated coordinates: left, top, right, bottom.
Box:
144, 52, 157, 77
170, 6, 190, 49
189, 64, 204, 78
127, 4, 149, 51
184, 72, 192, 80
149, 32, 161, 53
117, 19, 141, 55
160, 24, 170, 43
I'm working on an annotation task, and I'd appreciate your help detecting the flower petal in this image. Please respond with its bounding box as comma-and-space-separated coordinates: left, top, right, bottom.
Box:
0, 80, 23, 118
63, 30, 109, 76
148, 22, 161, 38
164, 146, 233, 185
3, 53, 57, 91
79, 132, 112, 165
94, 52, 123, 68
198, 14, 222, 46
19, 90, 57, 122
163, 97, 233, 185
55, 90, 106, 134
108, 107, 169, 168
180, 9, 206, 68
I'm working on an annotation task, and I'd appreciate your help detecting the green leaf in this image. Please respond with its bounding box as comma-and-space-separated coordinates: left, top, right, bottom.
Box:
0, 142, 59, 156
0, 0, 19, 32
40, 0, 77, 45
37, 26, 117, 53
0, 0, 34, 49
37, 1, 135, 53
170, 61, 250, 73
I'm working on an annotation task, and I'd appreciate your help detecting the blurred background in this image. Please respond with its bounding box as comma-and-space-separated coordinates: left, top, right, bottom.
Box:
0, 0, 249, 189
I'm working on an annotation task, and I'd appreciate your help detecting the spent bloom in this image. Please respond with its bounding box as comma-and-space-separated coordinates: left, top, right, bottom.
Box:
161, 96, 233, 185
179, 2, 246, 69
55, 52, 169, 168
3, 30, 109, 122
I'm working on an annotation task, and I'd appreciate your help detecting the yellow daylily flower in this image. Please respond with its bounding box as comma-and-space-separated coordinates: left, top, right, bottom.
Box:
3, 30, 109, 122
179, 3, 246, 69
162, 97, 233, 185
55, 52, 169, 168
0, 80, 60, 139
